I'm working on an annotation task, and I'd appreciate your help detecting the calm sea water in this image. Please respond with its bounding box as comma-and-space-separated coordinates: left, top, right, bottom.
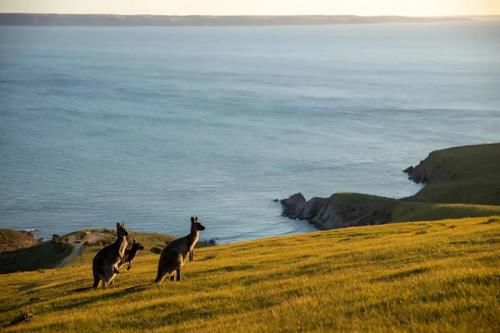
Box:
1, 21, 500, 242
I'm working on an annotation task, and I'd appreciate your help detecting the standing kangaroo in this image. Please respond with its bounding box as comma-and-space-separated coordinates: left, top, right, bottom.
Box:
155, 216, 205, 283
92, 222, 128, 289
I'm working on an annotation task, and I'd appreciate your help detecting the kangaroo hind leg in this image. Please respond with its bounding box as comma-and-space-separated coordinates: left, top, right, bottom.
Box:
155, 268, 168, 284
92, 275, 100, 289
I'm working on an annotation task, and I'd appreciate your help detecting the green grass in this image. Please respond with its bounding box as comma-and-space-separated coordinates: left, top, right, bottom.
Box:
312, 192, 500, 228
408, 143, 500, 204
412, 183, 500, 205
413, 143, 500, 184
1, 217, 498, 332
393, 201, 500, 221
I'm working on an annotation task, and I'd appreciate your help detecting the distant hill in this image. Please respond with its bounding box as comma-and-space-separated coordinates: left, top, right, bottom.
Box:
0, 229, 39, 253
0, 13, 475, 26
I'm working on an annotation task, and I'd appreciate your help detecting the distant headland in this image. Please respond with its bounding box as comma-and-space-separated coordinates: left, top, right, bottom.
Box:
0, 14, 495, 27
281, 143, 500, 230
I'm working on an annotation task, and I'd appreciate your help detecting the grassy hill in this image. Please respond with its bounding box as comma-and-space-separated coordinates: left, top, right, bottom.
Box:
0, 229, 73, 274
339, 192, 500, 223
1, 217, 498, 332
405, 143, 500, 205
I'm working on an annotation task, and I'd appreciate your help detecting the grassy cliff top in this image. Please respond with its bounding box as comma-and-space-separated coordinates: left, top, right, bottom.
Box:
332, 192, 500, 221
1, 216, 498, 332
407, 143, 500, 184
404, 143, 500, 205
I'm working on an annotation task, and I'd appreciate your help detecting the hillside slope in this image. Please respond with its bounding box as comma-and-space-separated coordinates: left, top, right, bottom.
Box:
1, 217, 498, 332
404, 143, 500, 205
0, 229, 73, 274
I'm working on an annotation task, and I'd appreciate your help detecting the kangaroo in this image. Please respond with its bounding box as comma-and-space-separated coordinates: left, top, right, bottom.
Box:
92, 222, 128, 289
119, 239, 145, 271
155, 216, 205, 284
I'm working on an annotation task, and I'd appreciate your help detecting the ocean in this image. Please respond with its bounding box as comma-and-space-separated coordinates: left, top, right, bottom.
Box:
1, 21, 499, 242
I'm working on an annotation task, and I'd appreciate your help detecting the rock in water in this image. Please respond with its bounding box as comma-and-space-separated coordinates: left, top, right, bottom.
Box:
280, 193, 306, 219
403, 160, 429, 184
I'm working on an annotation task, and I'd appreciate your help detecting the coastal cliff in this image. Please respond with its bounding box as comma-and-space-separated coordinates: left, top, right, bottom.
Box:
0, 229, 39, 253
281, 143, 500, 229
403, 143, 500, 205
281, 193, 393, 229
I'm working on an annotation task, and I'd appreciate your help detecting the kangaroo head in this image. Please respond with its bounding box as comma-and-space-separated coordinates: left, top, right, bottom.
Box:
190, 216, 206, 231
131, 239, 145, 251
116, 222, 129, 238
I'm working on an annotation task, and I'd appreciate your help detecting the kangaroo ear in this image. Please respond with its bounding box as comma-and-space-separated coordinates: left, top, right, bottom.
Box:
133, 239, 136, 244
195, 216, 198, 221
191, 216, 194, 223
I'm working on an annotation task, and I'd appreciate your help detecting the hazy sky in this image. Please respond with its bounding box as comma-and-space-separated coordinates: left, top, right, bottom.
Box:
0, 0, 499, 16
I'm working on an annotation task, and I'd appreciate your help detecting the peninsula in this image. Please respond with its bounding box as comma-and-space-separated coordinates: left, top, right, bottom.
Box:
281, 143, 500, 229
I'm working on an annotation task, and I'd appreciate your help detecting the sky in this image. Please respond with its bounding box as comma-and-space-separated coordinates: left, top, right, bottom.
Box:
0, 0, 499, 16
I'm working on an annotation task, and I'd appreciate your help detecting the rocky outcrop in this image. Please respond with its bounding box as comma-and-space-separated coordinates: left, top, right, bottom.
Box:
280, 193, 307, 218
0, 229, 39, 253
403, 151, 443, 184
281, 193, 395, 230
403, 164, 429, 184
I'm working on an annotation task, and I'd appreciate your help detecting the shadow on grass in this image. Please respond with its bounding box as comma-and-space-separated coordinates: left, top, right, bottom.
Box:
371, 267, 429, 282
199, 264, 256, 275
49, 283, 153, 313
0, 242, 72, 274
118, 287, 300, 330
479, 218, 499, 225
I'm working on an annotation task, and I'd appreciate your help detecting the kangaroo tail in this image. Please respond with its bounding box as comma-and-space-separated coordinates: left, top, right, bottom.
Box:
155, 250, 181, 284
155, 259, 167, 283
155, 268, 167, 284
92, 265, 102, 289
92, 256, 107, 289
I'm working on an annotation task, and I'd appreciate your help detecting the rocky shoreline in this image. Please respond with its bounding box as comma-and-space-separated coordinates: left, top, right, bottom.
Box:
280, 193, 395, 229
281, 143, 500, 229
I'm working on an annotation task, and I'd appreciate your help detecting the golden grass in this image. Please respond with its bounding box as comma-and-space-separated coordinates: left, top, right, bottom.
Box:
1, 216, 499, 332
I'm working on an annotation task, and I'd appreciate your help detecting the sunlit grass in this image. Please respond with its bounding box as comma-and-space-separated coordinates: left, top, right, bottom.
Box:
1, 216, 499, 332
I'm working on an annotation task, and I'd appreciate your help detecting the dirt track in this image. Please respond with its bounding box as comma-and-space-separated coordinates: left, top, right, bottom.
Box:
56, 232, 104, 268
